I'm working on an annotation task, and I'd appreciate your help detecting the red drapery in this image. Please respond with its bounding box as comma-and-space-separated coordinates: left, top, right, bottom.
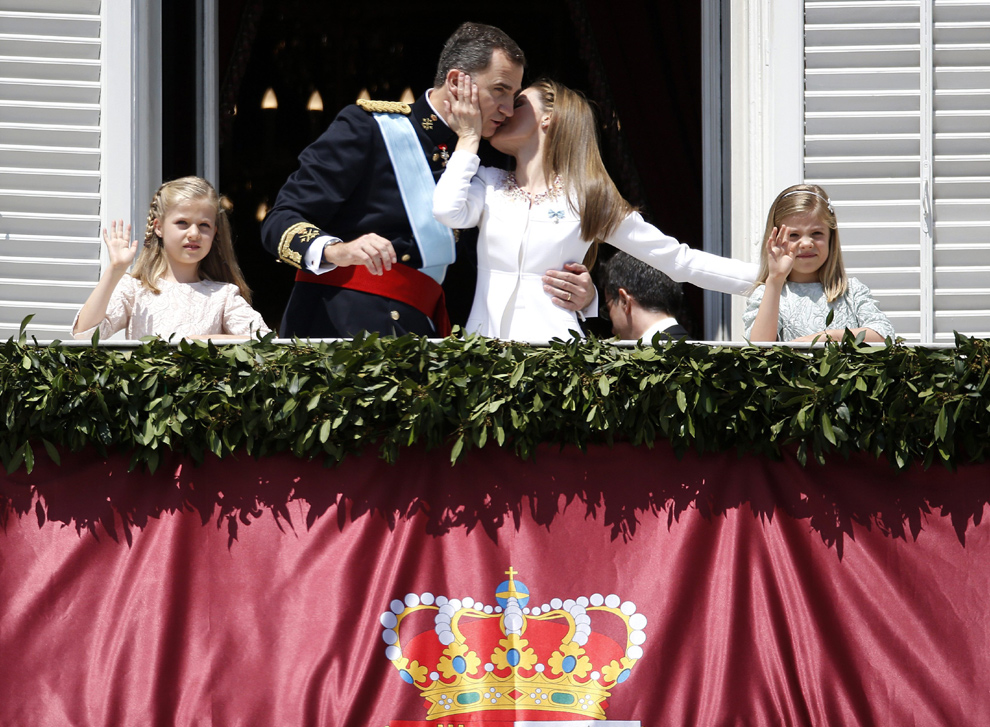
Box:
2, 443, 988, 726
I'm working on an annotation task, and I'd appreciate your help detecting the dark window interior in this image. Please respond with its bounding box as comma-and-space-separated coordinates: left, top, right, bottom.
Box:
159, 0, 703, 334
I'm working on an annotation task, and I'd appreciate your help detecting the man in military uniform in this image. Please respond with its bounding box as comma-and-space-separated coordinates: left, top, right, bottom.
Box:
261, 22, 595, 338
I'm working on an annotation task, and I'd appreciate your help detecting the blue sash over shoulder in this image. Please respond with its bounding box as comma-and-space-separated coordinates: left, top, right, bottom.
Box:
372, 112, 456, 283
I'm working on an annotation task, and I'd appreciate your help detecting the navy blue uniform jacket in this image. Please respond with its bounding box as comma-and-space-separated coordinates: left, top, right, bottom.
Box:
261, 93, 480, 337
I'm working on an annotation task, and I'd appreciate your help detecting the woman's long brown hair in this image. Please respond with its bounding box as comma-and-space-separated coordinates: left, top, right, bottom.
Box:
533, 78, 633, 269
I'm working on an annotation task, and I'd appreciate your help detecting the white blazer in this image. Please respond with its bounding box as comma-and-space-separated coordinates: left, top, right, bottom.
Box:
434, 150, 756, 342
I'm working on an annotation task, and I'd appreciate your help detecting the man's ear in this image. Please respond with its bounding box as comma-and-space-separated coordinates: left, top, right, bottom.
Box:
617, 288, 634, 313
445, 69, 461, 96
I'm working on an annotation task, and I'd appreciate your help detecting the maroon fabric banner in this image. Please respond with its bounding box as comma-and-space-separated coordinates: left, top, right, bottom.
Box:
1, 443, 989, 726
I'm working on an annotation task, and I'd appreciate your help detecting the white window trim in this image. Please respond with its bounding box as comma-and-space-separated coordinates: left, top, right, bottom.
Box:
728, 0, 805, 340
100, 0, 161, 269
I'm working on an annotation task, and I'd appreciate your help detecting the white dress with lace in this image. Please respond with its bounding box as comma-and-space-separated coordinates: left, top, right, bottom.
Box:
742, 278, 895, 341
433, 150, 757, 341
72, 275, 271, 340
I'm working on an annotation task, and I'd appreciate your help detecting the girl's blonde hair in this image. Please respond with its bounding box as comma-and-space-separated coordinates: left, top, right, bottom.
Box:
132, 176, 253, 303
757, 184, 847, 302
532, 78, 633, 269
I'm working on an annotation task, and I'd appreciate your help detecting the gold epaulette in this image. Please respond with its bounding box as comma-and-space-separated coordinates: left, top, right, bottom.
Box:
357, 99, 411, 115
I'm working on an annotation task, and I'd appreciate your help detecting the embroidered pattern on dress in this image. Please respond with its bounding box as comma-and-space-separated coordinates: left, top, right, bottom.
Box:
72, 276, 270, 340
498, 173, 565, 206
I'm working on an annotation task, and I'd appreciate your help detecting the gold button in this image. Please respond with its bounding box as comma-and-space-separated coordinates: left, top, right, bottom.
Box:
401, 254, 411, 262
390, 310, 400, 321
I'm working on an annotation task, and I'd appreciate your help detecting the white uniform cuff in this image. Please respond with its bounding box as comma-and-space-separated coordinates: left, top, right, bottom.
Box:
304, 235, 341, 273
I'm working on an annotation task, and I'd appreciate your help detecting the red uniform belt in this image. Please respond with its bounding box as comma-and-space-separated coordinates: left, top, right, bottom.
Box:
295, 264, 451, 336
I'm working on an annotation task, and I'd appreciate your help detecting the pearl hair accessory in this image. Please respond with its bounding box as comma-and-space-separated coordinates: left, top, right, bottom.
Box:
782, 189, 834, 215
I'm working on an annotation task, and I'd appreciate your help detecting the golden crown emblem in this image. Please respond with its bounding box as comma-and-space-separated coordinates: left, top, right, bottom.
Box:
380, 568, 647, 721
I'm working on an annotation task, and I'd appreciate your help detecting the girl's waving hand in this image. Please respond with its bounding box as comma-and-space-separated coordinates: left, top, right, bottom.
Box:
103, 220, 139, 272
765, 225, 796, 282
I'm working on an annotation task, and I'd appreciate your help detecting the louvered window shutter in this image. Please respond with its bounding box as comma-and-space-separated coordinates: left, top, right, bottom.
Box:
931, 0, 990, 341
0, 0, 101, 339
804, 0, 990, 343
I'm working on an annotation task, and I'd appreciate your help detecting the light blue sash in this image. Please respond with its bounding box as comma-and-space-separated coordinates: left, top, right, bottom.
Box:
373, 112, 456, 283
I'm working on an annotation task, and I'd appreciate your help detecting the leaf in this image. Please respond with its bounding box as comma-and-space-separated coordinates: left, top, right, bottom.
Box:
42, 439, 61, 465
821, 413, 836, 445
384, 384, 402, 402
509, 361, 525, 388
23, 442, 35, 474
18, 314, 35, 344
450, 435, 465, 463
935, 405, 948, 441
147, 449, 160, 473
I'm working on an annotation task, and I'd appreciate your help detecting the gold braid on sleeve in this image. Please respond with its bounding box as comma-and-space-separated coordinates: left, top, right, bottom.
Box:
278, 222, 323, 268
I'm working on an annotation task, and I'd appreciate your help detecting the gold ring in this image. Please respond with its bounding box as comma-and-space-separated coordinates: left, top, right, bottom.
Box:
566, 292, 572, 302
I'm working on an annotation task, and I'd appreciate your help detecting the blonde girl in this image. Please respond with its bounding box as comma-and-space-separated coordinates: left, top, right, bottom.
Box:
73, 176, 269, 340
433, 75, 756, 341
743, 184, 894, 342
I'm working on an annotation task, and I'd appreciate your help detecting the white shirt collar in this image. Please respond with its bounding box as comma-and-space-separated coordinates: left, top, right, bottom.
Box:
425, 89, 450, 128
639, 317, 681, 341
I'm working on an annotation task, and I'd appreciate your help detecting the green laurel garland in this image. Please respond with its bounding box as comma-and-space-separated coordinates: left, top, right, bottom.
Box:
2, 324, 989, 476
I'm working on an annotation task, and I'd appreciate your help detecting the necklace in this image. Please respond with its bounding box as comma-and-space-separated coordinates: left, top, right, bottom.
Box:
501, 172, 564, 205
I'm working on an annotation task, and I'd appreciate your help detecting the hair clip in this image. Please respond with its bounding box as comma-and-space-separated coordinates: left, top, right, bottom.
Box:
782, 189, 833, 215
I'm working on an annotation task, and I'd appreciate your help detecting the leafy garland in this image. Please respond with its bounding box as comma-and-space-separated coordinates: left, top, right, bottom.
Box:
2, 327, 989, 476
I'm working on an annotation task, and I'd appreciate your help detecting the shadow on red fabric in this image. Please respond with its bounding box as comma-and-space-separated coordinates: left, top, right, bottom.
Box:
1, 443, 989, 725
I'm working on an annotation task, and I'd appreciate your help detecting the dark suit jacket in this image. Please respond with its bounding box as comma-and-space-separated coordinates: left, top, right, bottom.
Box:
642, 322, 690, 343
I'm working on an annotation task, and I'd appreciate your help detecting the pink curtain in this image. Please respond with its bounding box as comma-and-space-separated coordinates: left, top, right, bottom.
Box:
2, 444, 988, 726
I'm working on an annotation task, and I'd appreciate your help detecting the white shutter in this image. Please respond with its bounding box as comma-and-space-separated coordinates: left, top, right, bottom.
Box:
804, 0, 925, 341
932, 0, 990, 341
804, 0, 990, 343
0, 0, 101, 340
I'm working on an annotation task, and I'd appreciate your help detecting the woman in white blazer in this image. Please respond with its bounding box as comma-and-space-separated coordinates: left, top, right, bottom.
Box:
433, 75, 756, 342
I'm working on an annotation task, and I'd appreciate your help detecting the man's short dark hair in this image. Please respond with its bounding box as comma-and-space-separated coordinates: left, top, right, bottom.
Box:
599, 251, 685, 316
434, 22, 526, 87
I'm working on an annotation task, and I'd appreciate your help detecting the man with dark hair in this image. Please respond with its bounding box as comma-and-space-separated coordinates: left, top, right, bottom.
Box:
599, 251, 690, 341
261, 22, 594, 338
